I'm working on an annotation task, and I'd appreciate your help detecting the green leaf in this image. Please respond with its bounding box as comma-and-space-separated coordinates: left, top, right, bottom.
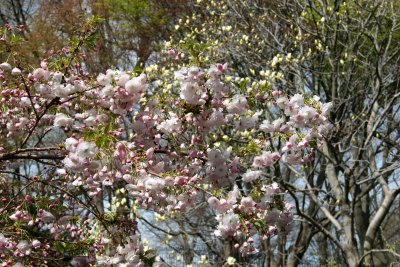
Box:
54, 240, 67, 253
10, 35, 24, 45
27, 204, 38, 216
84, 32, 98, 50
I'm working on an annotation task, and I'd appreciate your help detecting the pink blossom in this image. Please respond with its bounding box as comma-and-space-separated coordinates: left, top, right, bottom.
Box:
125, 74, 147, 94
252, 151, 280, 168
242, 170, 263, 182
31, 240, 41, 249
225, 94, 248, 115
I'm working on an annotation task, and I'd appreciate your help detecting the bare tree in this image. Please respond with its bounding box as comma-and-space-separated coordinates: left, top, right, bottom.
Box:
0, 0, 37, 28
165, 0, 400, 266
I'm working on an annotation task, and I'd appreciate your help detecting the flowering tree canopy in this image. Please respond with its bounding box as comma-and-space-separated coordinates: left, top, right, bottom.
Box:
0, 20, 334, 266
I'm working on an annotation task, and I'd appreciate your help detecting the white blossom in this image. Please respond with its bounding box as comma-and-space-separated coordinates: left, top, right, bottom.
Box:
76, 141, 98, 159
242, 170, 263, 182
54, 113, 74, 127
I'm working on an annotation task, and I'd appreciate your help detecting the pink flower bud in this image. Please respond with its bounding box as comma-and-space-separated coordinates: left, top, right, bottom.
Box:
31, 240, 41, 249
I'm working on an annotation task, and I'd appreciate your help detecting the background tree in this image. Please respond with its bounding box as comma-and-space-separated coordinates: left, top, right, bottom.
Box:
165, 0, 400, 266
0, 0, 37, 29
90, 0, 191, 70
0, 0, 193, 73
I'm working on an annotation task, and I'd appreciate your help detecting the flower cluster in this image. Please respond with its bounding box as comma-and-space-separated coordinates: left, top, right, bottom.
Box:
0, 55, 331, 265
